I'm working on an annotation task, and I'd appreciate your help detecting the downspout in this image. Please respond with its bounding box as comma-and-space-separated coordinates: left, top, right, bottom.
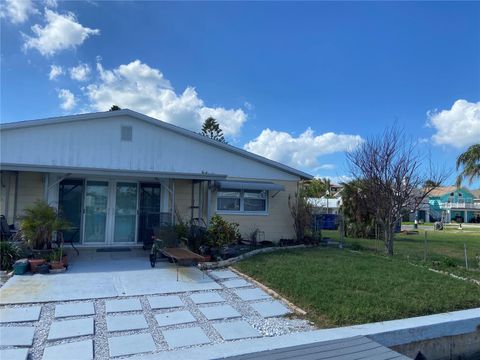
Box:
43, 174, 49, 201
171, 180, 176, 226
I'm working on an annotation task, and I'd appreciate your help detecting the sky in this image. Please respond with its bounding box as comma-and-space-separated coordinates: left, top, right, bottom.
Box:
1, 1, 479, 187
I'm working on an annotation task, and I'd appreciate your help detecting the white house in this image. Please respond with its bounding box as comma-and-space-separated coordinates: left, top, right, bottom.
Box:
0, 109, 312, 247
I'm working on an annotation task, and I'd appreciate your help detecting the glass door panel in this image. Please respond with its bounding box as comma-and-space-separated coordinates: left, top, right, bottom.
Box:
84, 181, 108, 243
114, 182, 138, 243
58, 179, 84, 243
138, 183, 161, 246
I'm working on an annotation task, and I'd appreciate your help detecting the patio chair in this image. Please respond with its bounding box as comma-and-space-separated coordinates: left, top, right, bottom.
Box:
150, 227, 205, 281
0, 215, 15, 241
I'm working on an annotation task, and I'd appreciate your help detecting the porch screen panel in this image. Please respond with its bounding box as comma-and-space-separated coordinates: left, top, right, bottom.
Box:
84, 181, 108, 243
58, 179, 84, 243
114, 182, 138, 243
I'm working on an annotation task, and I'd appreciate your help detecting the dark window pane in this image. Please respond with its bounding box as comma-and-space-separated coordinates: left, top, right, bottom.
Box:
217, 198, 240, 211
244, 198, 266, 212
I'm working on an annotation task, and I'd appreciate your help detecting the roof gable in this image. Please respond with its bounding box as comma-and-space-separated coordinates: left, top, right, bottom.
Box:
1, 110, 312, 180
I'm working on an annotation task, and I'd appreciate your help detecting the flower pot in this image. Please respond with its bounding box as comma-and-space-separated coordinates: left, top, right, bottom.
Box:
50, 261, 65, 270
13, 261, 29, 275
28, 259, 46, 273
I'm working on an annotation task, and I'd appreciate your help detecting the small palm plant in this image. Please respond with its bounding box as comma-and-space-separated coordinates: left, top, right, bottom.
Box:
20, 201, 70, 250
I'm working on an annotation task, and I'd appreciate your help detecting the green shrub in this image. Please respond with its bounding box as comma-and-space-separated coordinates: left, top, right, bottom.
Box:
207, 215, 241, 247
0, 241, 21, 270
442, 256, 457, 268
20, 200, 70, 250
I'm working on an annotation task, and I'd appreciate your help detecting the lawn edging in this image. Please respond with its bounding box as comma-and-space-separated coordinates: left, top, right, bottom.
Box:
228, 266, 308, 316
200, 244, 306, 270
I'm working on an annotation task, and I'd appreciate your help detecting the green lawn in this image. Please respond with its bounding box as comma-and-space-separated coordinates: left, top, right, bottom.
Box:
322, 228, 480, 280
234, 248, 480, 328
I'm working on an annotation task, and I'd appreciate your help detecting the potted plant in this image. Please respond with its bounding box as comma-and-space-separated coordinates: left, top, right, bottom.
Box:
20, 201, 70, 272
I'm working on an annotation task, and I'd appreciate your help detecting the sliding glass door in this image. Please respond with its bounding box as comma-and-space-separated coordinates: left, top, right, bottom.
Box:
113, 182, 138, 243
84, 181, 109, 243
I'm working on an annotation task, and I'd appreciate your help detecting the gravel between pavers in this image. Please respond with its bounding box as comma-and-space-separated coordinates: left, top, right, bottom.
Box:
0, 270, 315, 359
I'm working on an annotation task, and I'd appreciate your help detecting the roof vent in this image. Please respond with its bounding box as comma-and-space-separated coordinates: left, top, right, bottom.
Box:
121, 126, 132, 141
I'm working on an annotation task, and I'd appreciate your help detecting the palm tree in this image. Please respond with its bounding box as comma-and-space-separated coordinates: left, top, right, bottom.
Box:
456, 144, 480, 187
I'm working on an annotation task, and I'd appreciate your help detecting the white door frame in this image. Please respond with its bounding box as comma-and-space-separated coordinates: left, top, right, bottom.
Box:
82, 179, 139, 246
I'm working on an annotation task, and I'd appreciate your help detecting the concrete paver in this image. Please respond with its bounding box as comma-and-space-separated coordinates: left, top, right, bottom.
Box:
190, 292, 225, 304
107, 314, 148, 332
213, 320, 261, 340
47, 318, 94, 340
0, 306, 41, 323
108, 333, 156, 357
155, 310, 196, 327
199, 304, 241, 320
106, 298, 142, 313
148, 295, 183, 309
234, 288, 271, 301
222, 279, 251, 288
162, 326, 210, 348
0, 326, 35, 346
0, 348, 29, 360
55, 302, 95, 318
43, 339, 93, 360
210, 270, 238, 279
250, 301, 291, 318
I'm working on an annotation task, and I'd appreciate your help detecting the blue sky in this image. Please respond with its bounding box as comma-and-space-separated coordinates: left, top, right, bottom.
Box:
1, 1, 479, 186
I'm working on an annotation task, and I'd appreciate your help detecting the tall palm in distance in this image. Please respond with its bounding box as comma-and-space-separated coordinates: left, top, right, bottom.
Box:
456, 144, 480, 187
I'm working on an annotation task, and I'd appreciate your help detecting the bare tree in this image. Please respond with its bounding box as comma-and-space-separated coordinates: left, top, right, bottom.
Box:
347, 126, 448, 256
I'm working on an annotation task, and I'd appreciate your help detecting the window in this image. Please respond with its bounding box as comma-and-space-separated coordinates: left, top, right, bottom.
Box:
217, 189, 268, 213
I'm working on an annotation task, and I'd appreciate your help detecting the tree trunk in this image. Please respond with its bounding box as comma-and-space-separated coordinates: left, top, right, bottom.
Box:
384, 223, 394, 256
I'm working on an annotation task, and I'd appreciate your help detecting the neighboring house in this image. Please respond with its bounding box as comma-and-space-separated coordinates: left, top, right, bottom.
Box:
307, 183, 343, 215
413, 186, 480, 223
0, 109, 312, 246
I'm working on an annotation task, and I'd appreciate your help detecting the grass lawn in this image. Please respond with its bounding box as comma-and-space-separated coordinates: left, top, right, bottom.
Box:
234, 248, 480, 328
323, 227, 480, 280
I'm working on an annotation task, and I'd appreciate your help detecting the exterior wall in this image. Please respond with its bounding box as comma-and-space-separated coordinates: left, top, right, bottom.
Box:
213, 180, 298, 243
1, 115, 299, 181
0, 171, 44, 225
173, 178, 299, 242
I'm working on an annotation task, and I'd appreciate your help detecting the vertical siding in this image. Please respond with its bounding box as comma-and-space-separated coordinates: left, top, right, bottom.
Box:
16, 172, 44, 219
174, 179, 193, 224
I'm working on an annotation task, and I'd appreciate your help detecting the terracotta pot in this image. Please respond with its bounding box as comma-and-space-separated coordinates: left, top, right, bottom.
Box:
50, 261, 65, 270
28, 259, 46, 273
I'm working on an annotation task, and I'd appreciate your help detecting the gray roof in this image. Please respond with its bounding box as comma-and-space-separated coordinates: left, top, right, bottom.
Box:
0, 109, 313, 180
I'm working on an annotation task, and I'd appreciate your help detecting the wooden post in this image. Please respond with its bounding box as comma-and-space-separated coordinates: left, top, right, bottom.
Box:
464, 243, 468, 269
424, 231, 428, 262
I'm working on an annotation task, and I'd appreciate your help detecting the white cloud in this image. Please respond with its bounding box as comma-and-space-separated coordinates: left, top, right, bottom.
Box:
428, 99, 480, 148
58, 88, 76, 110
1, 0, 38, 24
44, 0, 57, 8
317, 164, 336, 170
23, 9, 99, 56
69, 63, 91, 81
84, 60, 247, 137
48, 64, 63, 80
244, 128, 364, 169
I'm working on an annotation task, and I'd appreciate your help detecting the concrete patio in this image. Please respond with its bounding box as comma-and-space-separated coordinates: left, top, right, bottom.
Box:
0, 248, 221, 305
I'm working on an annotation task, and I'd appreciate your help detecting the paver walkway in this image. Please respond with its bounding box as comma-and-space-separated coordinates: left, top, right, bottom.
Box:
0, 269, 311, 360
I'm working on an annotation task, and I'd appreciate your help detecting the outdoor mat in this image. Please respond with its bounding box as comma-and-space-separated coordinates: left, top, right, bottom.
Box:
96, 247, 132, 252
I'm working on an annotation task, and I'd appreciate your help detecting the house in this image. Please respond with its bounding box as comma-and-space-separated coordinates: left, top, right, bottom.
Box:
0, 109, 312, 247
413, 186, 480, 223
307, 183, 343, 215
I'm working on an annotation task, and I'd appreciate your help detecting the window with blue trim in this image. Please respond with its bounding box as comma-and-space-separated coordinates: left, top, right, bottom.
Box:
217, 189, 268, 213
